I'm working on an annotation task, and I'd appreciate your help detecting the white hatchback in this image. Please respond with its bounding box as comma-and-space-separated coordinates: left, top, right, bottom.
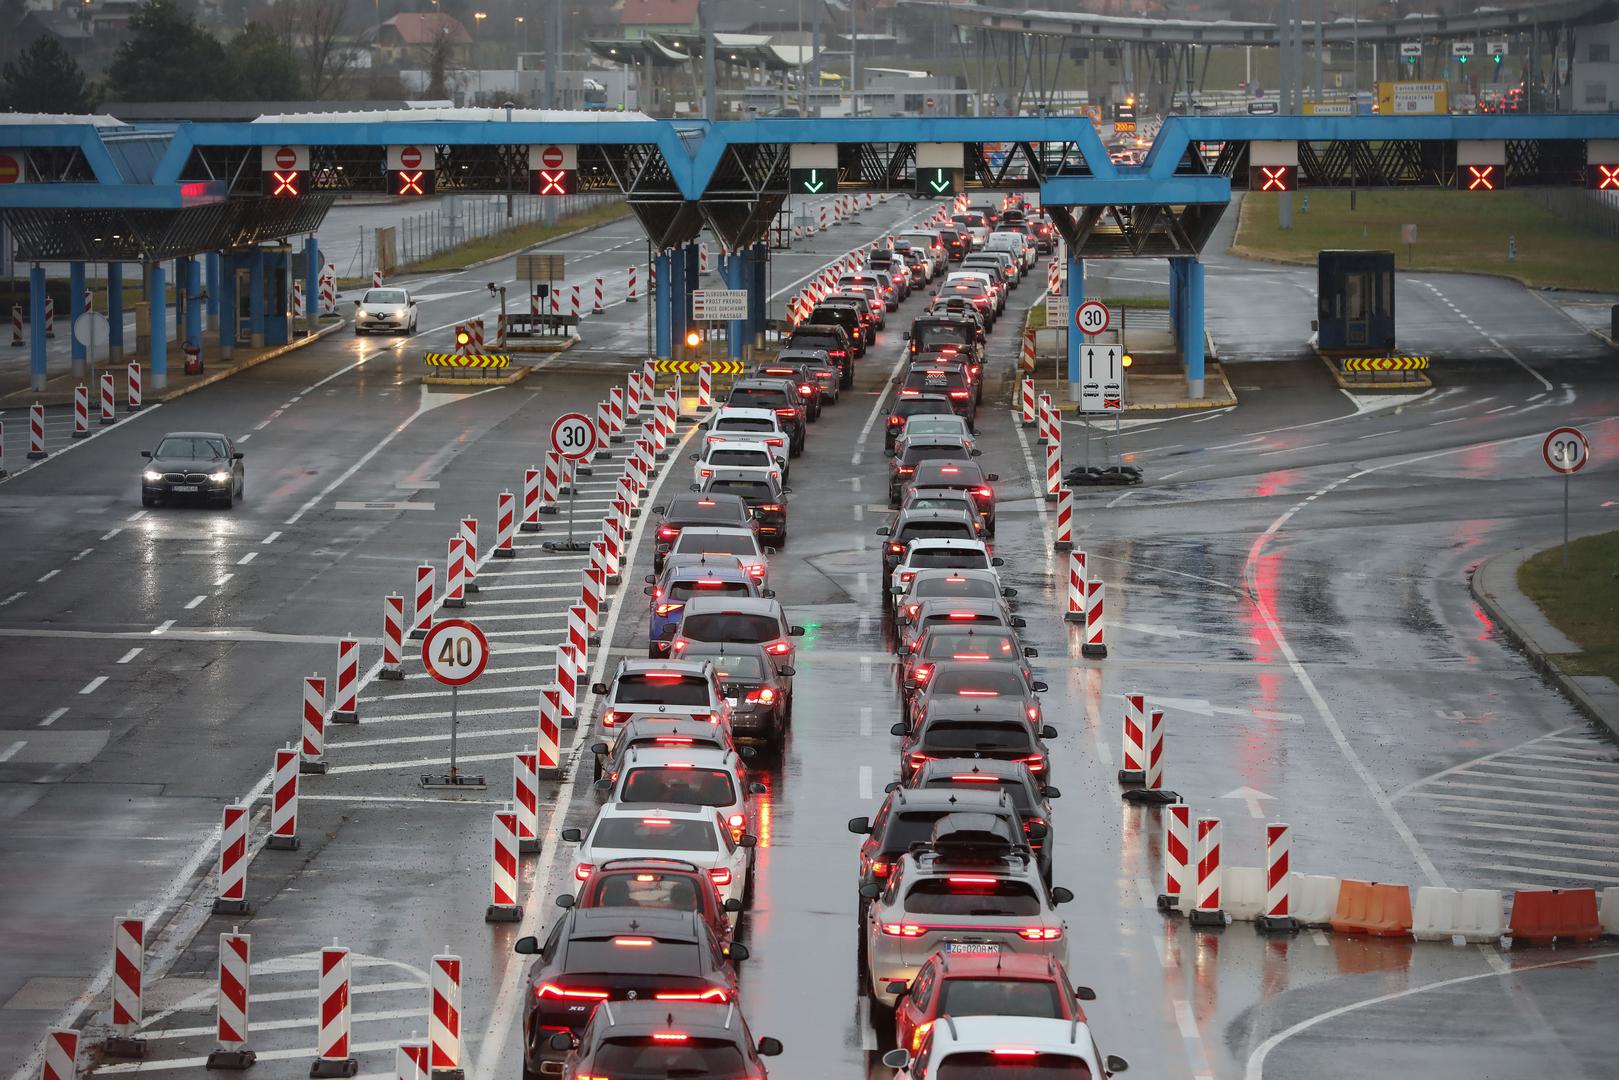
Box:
563, 802, 755, 914
692, 440, 784, 486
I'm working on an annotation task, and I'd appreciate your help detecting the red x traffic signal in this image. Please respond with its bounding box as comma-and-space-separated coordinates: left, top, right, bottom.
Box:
1247, 165, 1296, 192
1462, 164, 1498, 191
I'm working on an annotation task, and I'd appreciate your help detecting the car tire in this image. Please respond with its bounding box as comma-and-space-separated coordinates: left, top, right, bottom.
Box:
141, 494, 157, 507
354, 327, 365, 336
218, 491, 234, 510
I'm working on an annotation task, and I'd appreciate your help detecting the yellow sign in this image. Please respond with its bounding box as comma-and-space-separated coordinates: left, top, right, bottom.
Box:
1342, 355, 1429, 372
1113, 120, 1137, 134
1376, 81, 1448, 115
651, 359, 744, 374
425, 353, 510, 368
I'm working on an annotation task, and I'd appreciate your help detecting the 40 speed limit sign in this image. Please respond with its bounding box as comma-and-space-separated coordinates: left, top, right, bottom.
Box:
550, 412, 597, 461
421, 618, 489, 686
1074, 300, 1111, 336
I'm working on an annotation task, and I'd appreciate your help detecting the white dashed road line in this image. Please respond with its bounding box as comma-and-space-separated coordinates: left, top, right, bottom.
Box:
79, 676, 107, 695
183, 595, 207, 610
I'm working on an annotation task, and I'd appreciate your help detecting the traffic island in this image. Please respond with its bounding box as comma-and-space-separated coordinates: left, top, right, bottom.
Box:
1317, 350, 1433, 392
421, 352, 533, 388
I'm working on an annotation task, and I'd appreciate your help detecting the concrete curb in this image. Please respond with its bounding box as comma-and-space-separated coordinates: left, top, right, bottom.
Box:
422, 365, 532, 388
1469, 544, 1619, 741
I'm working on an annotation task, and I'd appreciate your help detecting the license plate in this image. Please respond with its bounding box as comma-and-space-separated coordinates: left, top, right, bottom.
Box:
172, 485, 198, 492
945, 943, 999, 955
726, 696, 738, 707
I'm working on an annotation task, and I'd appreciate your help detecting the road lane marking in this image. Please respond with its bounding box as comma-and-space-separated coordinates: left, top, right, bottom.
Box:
36, 569, 59, 583
0, 740, 25, 762
40, 708, 68, 727
127, 510, 147, 522
216, 573, 233, 587
860, 706, 872, 737
261, 531, 282, 544
859, 765, 872, 799
116, 648, 142, 664
1355, 430, 1395, 440
237, 551, 257, 565
101, 528, 123, 540
152, 619, 174, 635
1257, 442, 1327, 456
79, 676, 107, 695
1486, 404, 1515, 414
0, 591, 24, 607
183, 595, 207, 610
73, 548, 93, 560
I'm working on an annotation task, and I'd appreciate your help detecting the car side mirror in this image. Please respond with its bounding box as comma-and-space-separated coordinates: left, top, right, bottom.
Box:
513, 935, 540, 954
985, 473, 1000, 482
859, 882, 883, 900
847, 815, 871, 835
560, 828, 582, 843
875, 526, 891, 536
1051, 886, 1074, 904
882, 1050, 911, 1070
724, 897, 744, 912
750, 781, 767, 795
886, 979, 910, 996
643, 586, 655, 595
593, 779, 612, 792
589, 741, 609, 756
591, 682, 608, 695
1043, 785, 1061, 798
782, 486, 793, 495
738, 833, 757, 847
140, 450, 151, 458
884, 448, 896, 458
352, 298, 361, 307
644, 574, 656, 584
1023, 646, 1038, 658
232, 452, 245, 460
757, 1036, 784, 1057
1026, 821, 1049, 840
990, 557, 1005, 567
724, 941, 750, 962
1012, 617, 1028, 629
890, 722, 908, 737
760, 588, 777, 599
1076, 984, 1097, 1001
789, 626, 805, 637
901, 330, 910, 339
555, 893, 576, 909
970, 449, 982, 457
777, 665, 795, 677
549, 1031, 576, 1051
688, 484, 701, 492
651, 505, 666, 515
764, 547, 777, 556
687, 453, 699, 460
1106, 1054, 1130, 1074
1032, 681, 1049, 693
1041, 725, 1058, 740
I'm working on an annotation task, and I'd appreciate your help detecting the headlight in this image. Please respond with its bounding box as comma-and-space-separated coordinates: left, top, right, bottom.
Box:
209, 471, 231, 483
355, 307, 367, 318
143, 470, 162, 482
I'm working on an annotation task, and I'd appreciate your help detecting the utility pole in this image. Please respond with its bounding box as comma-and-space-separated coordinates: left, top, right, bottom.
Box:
544, 0, 560, 109
849, 0, 859, 115
1278, 0, 1295, 230
701, 0, 718, 119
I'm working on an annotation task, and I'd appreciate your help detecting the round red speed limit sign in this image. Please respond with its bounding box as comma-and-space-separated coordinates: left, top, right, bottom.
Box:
1075, 300, 1110, 336
399, 145, 422, 169
541, 145, 565, 168
1543, 427, 1589, 475
421, 618, 489, 686
550, 412, 597, 461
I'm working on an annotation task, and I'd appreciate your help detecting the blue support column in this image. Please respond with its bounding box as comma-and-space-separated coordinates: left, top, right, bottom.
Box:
248, 251, 266, 349
69, 261, 86, 371
149, 262, 168, 389
218, 253, 237, 360
107, 263, 124, 364
185, 258, 203, 351
1065, 250, 1084, 384
670, 245, 688, 358
654, 249, 673, 359
1168, 259, 1182, 345
205, 253, 220, 319
304, 237, 320, 333
723, 251, 746, 362
28, 264, 46, 392
1185, 260, 1206, 399
264, 251, 289, 347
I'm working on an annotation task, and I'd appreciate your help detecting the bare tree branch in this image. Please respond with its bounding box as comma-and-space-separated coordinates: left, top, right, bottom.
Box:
271, 0, 356, 101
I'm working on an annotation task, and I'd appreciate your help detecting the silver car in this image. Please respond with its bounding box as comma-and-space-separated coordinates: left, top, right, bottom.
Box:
352, 287, 418, 335
861, 812, 1072, 1008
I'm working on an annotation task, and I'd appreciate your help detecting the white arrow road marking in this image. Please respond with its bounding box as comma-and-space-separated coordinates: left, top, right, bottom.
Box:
1220, 786, 1276, 820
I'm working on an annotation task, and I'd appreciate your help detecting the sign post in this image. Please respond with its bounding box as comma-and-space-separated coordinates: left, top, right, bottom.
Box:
420, 618, 490, 788
1542, 427, 1590, 569
1074, 302, 1120, 472
544, 412, 598, 553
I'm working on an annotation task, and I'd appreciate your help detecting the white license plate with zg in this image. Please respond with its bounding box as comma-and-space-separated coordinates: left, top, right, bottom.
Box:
172, 485, 198, 492
945, 943, 999, 955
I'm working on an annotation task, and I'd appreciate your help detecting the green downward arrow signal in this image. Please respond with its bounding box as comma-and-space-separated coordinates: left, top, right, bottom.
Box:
929, 170, 951, 193
804, 169, 825, 193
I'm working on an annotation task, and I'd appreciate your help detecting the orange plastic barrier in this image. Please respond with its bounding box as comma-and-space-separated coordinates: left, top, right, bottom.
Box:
1329, 879, 1413, 937
1507, 888, 1602, 946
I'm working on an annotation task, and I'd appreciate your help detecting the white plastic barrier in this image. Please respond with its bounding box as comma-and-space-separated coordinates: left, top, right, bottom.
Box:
1413, 886, 1461, 941
1289, 873, 1341, 928
1457, 888, 1505, 943
1223, 866, 1267, 921
1601, 887, 1619, 936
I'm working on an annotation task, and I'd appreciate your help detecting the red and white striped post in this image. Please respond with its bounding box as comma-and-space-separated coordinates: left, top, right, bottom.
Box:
697, 363, 714, 412
1190, 817, 1225, 927
539, 453, 562, 514
627, 264, 639, 302
594, 401, 612, 457
311, 945, 356, 1076
554, 644, 577, 727
538, 688, 562, 777
300, 675, 328, 775
600, 518, 622, 586
44, 295, 54, 337
106, 916, 145, 1057
487, 807, 523, 921
372, 268, 383, 287
27, 403, 47, 459
459, 517, 479, 593
206, 931, 253, 1069
593, 275, 605, 314
588, 543, 610, 609
381, 595, 405, 680
1064, 550, 1087, 623
430, 953, 464, 1070
212, 803, 253, 915
1144, 710, 1167, 794
625, 369, 643, 419
1053, 486, 1073, 549
99, 372, 116, 425
445, 538, 467, 609
1119, 692, 1146, 785
1157, 802, 1191, 913
494, 491, 516, 558
411, 564, 434, 639
520, 468, 543, 532
397, 1039, 430, 1080
267, 746, 300, 850
569, 603, 591, 658
514, 752, 541, 853
332, 638, 359, 723
1020, 329, 1036, 373
581, 565, 604, 632
41, 1029, 77, 1080
127, 362, 142, 411
699, 242, 711, 273
818, 204, 828, 231
570, 283, 582, 321
1037, 391, 1056, 445
1083, 580, 1108, 659
72, 384, 89, 439
608, 386, 626, 440
1258, 823, 1297, 933
1044, 437, 1062, 501
10, 303, 21, 347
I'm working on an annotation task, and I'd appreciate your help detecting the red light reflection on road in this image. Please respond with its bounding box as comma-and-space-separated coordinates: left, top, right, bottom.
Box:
1253, 468, 1299, 501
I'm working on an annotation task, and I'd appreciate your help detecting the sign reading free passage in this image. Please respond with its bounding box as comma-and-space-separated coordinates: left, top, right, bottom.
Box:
692, 290, 749, 321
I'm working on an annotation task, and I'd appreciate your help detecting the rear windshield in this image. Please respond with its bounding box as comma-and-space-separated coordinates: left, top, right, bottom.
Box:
681, 613, 780, 643
592, 817, 718, 852
894, 399, 953, 420
939, 1054, 1089, 1079
904, 371, 966, 392
706, 480, 773, 501
709, 655, 767, 681
931, 667, 1027, 696
728, 389, 789, 409
613, 674, 713, 707
595, 1040, 749, 1080
590, 870, 706, 913
915, 465, 984, 487
672, 534, 758, 557
902, 444, 970, 465
907, 494, 972, 512
913, 577, 998, 601
903, 878, 1041, 917
910, 550, 989, 570
899, 522, 976, 543
715, 418, 775, 433
669, 579, 753, 602
922, 631, 1020, 659
668, 498, 743, 524
906, 419, 966, 436
922, 722, 1033, 753
621, 767, 738, 807
708, 449, 771, 467
789, 332, 842, 350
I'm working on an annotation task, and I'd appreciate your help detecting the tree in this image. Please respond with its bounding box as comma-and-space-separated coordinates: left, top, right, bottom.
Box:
225, 22, 302, 101
420, 28, 460, 100
271, 0, 357, 101
104, 0, 228, 103
1, 37, 94, 114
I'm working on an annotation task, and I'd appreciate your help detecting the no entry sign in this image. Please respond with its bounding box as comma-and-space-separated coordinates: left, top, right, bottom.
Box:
399, 145, 422, 169
550, 412, 597, 461
421, 619, 489, 686
274, 146, 298, 169
541, 145, 565, 168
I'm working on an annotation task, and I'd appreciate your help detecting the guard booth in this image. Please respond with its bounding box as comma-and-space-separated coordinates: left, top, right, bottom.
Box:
1317, 250, 1395, 354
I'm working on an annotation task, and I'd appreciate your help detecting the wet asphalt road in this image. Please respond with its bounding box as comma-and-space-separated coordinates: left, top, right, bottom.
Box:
2, 200, 1618, 1080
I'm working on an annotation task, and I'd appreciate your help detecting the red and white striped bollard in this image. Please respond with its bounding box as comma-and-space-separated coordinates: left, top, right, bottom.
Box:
594, 401, 612, 456
540, 453, 562, 513
1190, 817, 1225, 926
445, 538, 467, 609
487, 807, 522, 921
212, 803, 252, 915
99, 372, 115, 425
569, 603, 591, 657
397, 1039, 429, 1080
107, 915, 145, 1057
627, 264, 639, 302
381, 594, 405, 679
430, 953, 464, 1069
494, 490, 516, 558
332, 638, 358, 723
1053, 486, 1072, 549
1157, 802, 1191, 913
514, 753, 540, 853
538, 688, 562, 776
72, 384, 89, 439
608, 385, 625, 439
41, 1029, 77, 1080
312, 945, 356, 1075
460, 517, 479, 593
1119, 692, 1146, 785
27, 402, 47, 459
1083, 580, 1107, 658
127, 362, 142, 411
9, 303, 21, 347
1044, 437, 1061, 501
44, 295, 54, 337
267, 746, 300, 850
372, 268, 383, 287
207, 931, 252, 1068
1037, 391, 1055, 445
554, 644, 577, 726
1064, 550, 1087, 623
581, 566, 604, 632
411, 563, 434, 639
521, 467, 543, 531
593, 275, 605, 314
697, 364, 714, 412
1258, 823, 1297, 932
300, 674, 328, 774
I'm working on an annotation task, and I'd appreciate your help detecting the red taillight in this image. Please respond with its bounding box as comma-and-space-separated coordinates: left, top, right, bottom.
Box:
889, 543, 905, 554
948, 391, 970, 399
612, 936, 655, 947
880, 923, 926, 937
658, 526, 679, 539
948, 874, 999, 886
671, 639, 687, 653
994, 1046, 1040, 1057
700, 468, 713, 478
575, 863, 594, 880
654, 603, 682, 616
912, 664, 933, 685
831, 349, 847, 358
1017, 926, 1063, 941
1027, 705, 1040, 720
1019, 754, 1046, 773
652, 1032, 690, 1043
745, 687, 777, 703
655, 736, 694, 746
764, 641, 790, 655
871, 860, 891, 878
959, 689, 999, 697
897, 465, 915, 475
799, 384, 814, 396
767, 437, 784, 446
535, 983, 609, 1001
654, 987, 729, 1002
889, 416, 905, 426
745, 564, 766, 579
757, 503, 781, 512
603, 711, 623, 727
908, 752, 931, 768
775, 408, 796, 416
709, 866, 733, 886
974, 486, 993, 498
905, 604, 920, 619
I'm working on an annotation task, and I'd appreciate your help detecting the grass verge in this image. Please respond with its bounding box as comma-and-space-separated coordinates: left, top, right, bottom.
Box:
1518, 530, 1619, 680
404, 202, 634, 274
1234, 188, 1619, 293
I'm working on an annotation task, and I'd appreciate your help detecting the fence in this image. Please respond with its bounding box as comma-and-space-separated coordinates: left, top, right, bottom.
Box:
368, 192, 620, 271
1537, 188, 1619, 241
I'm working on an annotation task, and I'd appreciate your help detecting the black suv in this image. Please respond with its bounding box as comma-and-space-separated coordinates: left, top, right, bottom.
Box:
896, 698, 1057, 786
516, 906, 745, 1077
785, 324, 854, 388
900, 366, 977, 429
904, 757, 1059, 882
751, 360, 822, 421
652, 493, 756, 573
726, 379, 807, 456
805, 303, 866, 358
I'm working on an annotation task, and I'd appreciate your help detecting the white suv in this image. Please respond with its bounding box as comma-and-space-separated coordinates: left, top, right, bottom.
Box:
562, 802, 756, 915
692, 440, 784, 486
598, 746, 765, 852
883, 1015, 1129, 1079
591, 658, 729, 731
891, 538, 1003, 592
899, 230, 948, 278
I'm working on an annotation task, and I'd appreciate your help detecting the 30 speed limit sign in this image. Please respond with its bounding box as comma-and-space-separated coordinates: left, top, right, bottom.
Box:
421, 618, 489, 686
550, 412, 597, 461
1542, 427, 1589, 474
1075, 300, 1111, 336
